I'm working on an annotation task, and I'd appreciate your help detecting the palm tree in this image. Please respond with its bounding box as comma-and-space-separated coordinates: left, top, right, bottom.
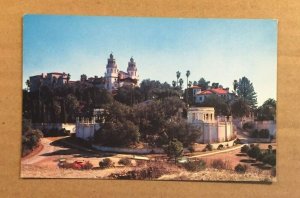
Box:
67, 73, 71, 84
172, 80, 176, 88
25, 80, 31, 91
186, 70, 190, 88
176, 71, 181, 86
179, 78, 184, 89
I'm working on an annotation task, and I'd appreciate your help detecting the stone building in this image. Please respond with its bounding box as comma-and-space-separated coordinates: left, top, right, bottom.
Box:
187, 107, 234, 143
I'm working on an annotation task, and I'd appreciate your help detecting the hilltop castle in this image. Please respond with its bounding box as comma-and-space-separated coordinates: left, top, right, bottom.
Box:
104, 53, 139, 92
27, 53, 139, 92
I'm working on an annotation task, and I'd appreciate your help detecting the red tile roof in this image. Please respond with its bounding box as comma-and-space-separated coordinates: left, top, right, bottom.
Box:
210, 88, 228, 94
197, 90, 213, 95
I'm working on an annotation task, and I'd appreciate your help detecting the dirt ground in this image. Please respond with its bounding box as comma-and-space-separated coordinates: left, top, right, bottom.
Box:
21, 137, 276, 181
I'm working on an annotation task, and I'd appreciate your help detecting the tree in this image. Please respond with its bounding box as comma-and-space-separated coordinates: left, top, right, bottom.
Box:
230, 98, 250, 118
186, 70, 190, 88
172, 80, 176, 88
67, 73, 71, 83
256, 98, 276, 121
233, 80, 238, 92
164, 138, 183, 163
26, 80, 31, 91
211, 82, 219, 89
176, 71, 181, 86
96, 120, 140, 146
197, 78, 210, 90
179, 78, 184, 89
236, 77, 257, 109
197, 95, 230, 116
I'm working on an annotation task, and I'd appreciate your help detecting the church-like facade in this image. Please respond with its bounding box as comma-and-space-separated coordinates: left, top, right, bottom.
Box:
104, 53, 139, 92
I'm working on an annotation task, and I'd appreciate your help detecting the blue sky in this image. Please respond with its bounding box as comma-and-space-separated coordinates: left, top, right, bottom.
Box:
23, 15, 277, 105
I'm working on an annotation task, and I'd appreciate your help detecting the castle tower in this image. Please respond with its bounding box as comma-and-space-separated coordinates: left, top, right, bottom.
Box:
127, 57, 139, 82
105, 53, 119, 91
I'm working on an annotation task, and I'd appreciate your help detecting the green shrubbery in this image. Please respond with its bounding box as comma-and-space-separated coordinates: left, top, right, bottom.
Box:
234, 163, 247, 173
243, 122, 254, 130
22, 120, 43, 157
247, 144, 261, 159
241, 145, 250, 153
251, 129, 270, 138
203, 143, 213, 152
99, 158, 114, 169
184, 160, 206, 172
118, 158, 132, 166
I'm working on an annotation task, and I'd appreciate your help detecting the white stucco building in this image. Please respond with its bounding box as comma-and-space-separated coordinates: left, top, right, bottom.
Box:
75, 117, 100, 141
187, 107, 234, 143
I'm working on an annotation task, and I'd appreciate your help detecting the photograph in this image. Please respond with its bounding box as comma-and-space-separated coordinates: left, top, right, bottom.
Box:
21, 15, 277, 182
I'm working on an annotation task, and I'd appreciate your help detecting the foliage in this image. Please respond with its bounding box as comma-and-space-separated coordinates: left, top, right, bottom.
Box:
247, 144, 261, 159
230, 98, 250, 118
184, 160, 206, 172
118, 158, 132, 166
236, 76, 257, 109
164, 139, 184, 162
241, 145, 250, 153
99, 158, 114, 169
204, 143, 213, 151
96, 120, 140, 147
217, 144, 224, 150
22, 120, 43, 157
251, 129, 270, 138
197, 77, 210, 90
196, 95, 230, 116
242, 122, 254, 130
234, 163, 247, 173
256, 149, 276, 166
256, 98, 276, 121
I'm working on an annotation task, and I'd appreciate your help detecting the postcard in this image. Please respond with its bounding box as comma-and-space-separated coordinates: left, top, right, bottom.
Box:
21, 15, 277, 182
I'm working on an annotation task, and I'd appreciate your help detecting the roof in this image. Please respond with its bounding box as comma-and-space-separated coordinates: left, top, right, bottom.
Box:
197, 90, 213, 95
210, 88, 229, 94
190, 85, 201, 89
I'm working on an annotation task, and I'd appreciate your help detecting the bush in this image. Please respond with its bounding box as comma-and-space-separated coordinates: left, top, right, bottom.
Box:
243, 122, 254, 130
205, 143, 213, 151
217, 144, 224, 150
82, 161, 93, 170
118, 158, 132, 166
259, 129, 270, 138
210, 159, 231, 170
247, 144, 261, 159
241, 145, 250, 153
234, 138, 241, 145
99, 158, 114, 169
235, 163, 247, 173
188, 146, 195, 153
184, 160, 206, 172
262, 153, 276, 166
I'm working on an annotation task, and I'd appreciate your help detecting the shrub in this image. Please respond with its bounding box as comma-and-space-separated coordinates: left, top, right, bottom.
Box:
82, 161, 93, 170
118, 158, 132, 166
234, 138, 241, 145
235, 163, 247, 173
251, 129, 259, 138
205, 143, 213, 151
247, 144, 261, 159
217, 144, 224, 150
210, 159, 231, 170
188, 146, 195, 153
243, 122, 254, 130
259, 129, 270, 138
241, 145, 250, 153
99, 158, 114, 169
262, 153, 276, 166
184, 160, 206, 172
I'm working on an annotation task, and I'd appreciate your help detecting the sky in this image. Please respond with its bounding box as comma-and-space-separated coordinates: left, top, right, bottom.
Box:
23, 15, 277, 106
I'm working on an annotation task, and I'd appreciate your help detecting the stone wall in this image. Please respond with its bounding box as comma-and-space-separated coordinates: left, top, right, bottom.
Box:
32, 123, 76, 133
